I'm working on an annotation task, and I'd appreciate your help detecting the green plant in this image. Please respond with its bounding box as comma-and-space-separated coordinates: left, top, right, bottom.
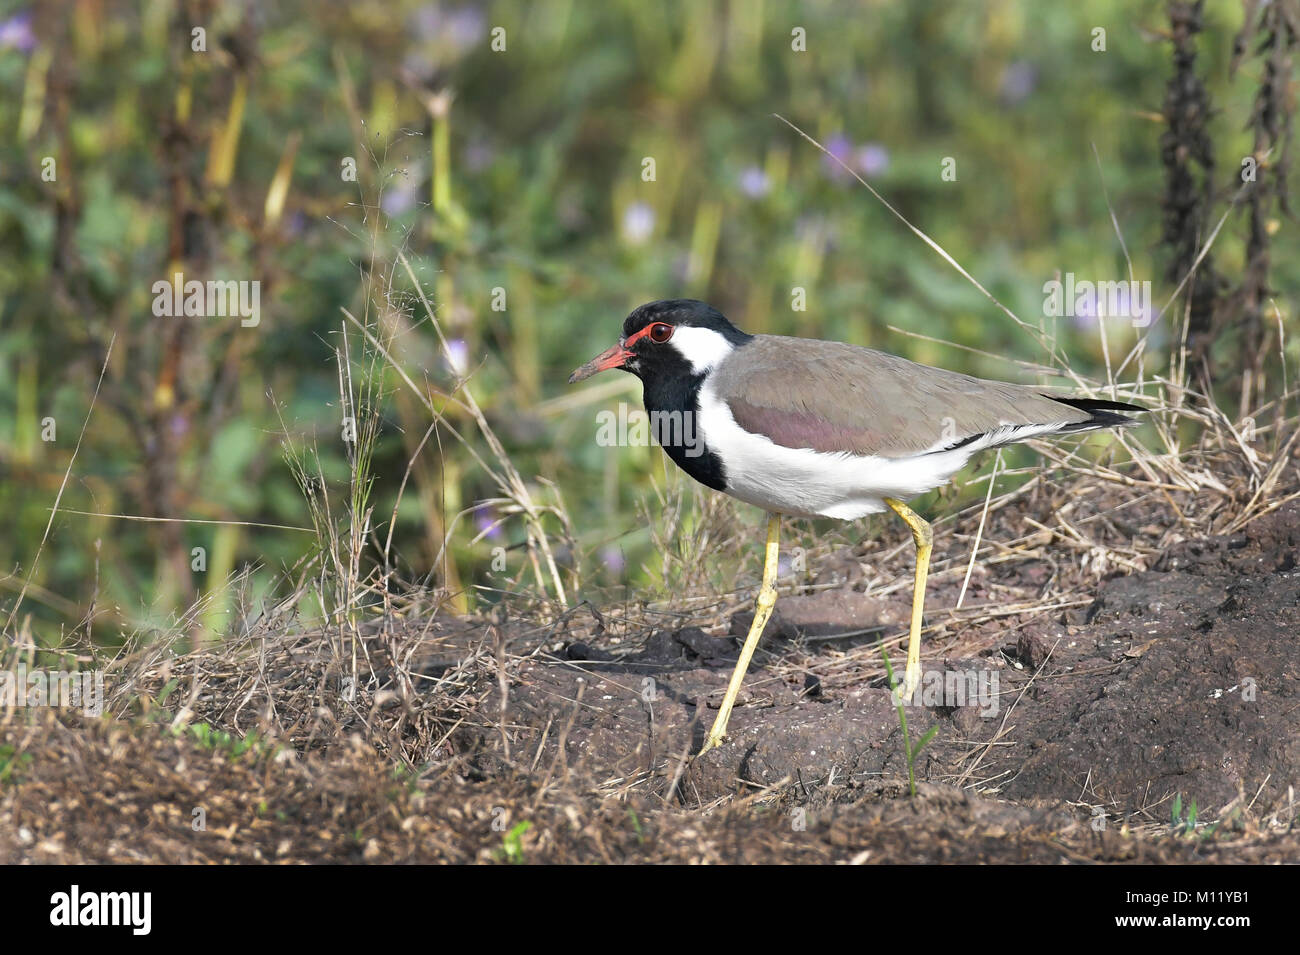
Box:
176, 722, 273, 760
882, 649, 939, 798
0, 744, 33, 784
499, 820, 533, 864
1171, 792, 1200, 836
155, 678, 179, 706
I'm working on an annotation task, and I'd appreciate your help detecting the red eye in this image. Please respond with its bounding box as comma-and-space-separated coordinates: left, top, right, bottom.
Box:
648, 323, 674, 343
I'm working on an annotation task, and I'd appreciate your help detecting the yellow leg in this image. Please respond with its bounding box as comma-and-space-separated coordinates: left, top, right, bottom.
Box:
698, 513, 781, 755
884, 497, 932, 704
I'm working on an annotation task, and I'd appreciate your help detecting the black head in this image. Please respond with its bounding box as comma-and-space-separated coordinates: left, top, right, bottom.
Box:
569, 299, 752, 384
620, 299, 748, 340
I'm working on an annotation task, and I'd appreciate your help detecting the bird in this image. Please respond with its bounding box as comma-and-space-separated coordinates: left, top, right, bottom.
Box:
569, 299, 1143, 755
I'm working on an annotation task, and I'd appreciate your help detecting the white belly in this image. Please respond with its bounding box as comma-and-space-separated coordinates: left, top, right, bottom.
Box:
695, 382, 979, 520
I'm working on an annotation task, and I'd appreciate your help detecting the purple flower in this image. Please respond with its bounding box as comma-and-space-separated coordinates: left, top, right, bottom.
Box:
443, 7, 486, 48
855, 143, 889, 177
620, 202, 654, 245
381, 173, 419, 217
0, 11, 35, 52
1071, 289, 1097, 327
412, 3, 486, 53
1115, 285, 1153, 327
999, 61, 1038, 106
444, 338, 469, 375
401, 50, 437, 84
464, 138, 497, 173
739, 166, 769, 198
474, 505, 502, 540
822, 133, 854, 180
600, 546, 626, 574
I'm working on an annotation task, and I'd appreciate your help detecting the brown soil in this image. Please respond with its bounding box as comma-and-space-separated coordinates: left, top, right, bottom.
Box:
3, 501, 1298, 863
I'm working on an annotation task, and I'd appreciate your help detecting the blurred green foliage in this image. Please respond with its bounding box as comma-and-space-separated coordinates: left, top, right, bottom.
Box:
0, 0, 1294, 645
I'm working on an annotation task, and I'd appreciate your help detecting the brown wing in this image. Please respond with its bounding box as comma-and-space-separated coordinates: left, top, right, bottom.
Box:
712, 335, 1090, 458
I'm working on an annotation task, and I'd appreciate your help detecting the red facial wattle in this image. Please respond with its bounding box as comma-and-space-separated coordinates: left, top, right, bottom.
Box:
567, 322, 673, 383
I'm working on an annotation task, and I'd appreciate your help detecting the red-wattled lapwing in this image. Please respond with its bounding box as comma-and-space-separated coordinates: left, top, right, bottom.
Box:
569, 299, 1142, 755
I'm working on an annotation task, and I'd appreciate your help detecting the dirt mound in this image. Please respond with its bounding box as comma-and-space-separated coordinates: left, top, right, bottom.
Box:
463, 501, 1300, 826
4, 710, 1294, 863
996, 569, 1298, 812
4, 505, 1298, 863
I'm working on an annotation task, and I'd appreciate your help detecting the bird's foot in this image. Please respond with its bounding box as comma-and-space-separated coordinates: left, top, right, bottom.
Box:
696, 728, 728, 757
696, 711, 734, 756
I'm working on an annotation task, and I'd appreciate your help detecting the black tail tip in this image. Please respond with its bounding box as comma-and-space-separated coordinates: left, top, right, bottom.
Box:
1047, 395, 1147, 429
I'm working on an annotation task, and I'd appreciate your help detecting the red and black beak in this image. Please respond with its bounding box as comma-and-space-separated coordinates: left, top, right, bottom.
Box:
568, 341, 630, 383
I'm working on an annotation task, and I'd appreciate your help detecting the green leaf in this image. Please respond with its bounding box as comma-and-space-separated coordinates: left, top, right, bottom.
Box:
157, 678, 179, 705
913, 724, 941, 756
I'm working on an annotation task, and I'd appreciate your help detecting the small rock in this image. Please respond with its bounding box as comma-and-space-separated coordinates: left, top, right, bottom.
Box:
811, 547, 867, 588
674, 627, 735, 659
564, 642, 614, 662
803, 672, 822, 698
731, 591, 899, 644
949, 705, 985, 736
1017, 629, 1053, 669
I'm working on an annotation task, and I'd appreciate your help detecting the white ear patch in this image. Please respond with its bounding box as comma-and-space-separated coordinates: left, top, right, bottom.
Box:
668, 326, 734, 374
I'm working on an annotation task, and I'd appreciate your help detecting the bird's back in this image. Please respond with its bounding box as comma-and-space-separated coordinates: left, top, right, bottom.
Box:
710, 334, 1097, 458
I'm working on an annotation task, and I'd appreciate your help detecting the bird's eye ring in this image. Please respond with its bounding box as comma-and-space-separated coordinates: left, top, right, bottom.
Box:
648, 323, 674, 344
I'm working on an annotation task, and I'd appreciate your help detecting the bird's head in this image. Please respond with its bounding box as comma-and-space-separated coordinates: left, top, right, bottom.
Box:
568, 299, 752, 384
